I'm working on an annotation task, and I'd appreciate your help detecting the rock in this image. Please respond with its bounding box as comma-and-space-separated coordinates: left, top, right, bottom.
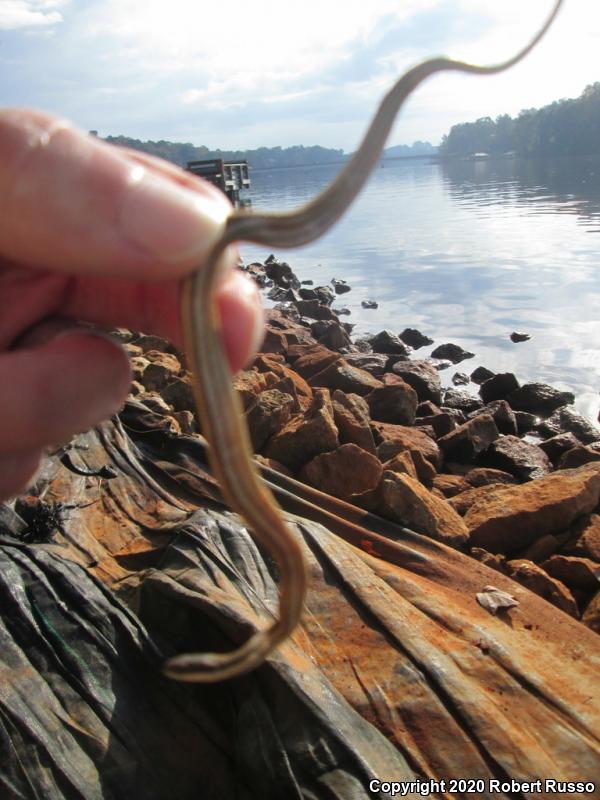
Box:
361, 299, 378, 309
130, 355, 150, 383
541, 555, 600, 594
245, 261, 268, 287
399, 328, 433, 349
172, 410, 198, 436
372, 422, 441, 469
437, 414, 499, 462
518, 534, 564, 563
264, 258, 300, 289
133, 334, 177, 355
505, 560, 578, 617
292, 345, 339, 378
450, 483, 506, 517
538, 433, 582, 464
138, 392, 173, 416
379, 471, 469, 547
246, 390, 295, 451
515, 411, 538, 435
409, 450, 437, 487
507, 383, 575, 416
510, 331, 531, 343
431, 359, 453, 372
574, 514, 600, 561
366, 383, 418, 426
331, 391, 377, 455
342, 353, 388, 378
558, 446, 600, 470
442, 390, 483, 414
483, 435, 552, 481
298, 287, 320, 301
433, 474, 471, 498
331, 278, 351, 295
452, 372, 470, 386
141, 353, 182, 393
479, 372, 520, 404
252, 356, 313, 407
268, 286, 301, 303
382, 450, 419, 481
299, 444, 382, 499
469, 400, 518, 436
293, 299, 338, 321
336, 307, 351, 316
582, 591, 600, 632
470, 366, 495, 385
313, 286, 335, 306
309, 359, 383, 396
465, 467, 517, 488
261, 328, 288, 354
470, 548, 507, 573
310, 320, 352, 351
160, 377, 195, 413
416, 411, 456, 438
264, 389, 339, 471
537, 407, 600, 444
430, 343, 474, 364
233, 369, 273, 410
370, 330, 410, 356
392, 360, 442, 405
465, 463, 600, 554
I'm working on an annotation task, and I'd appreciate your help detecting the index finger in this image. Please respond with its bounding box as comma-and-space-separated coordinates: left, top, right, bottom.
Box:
0, 108, 231, 280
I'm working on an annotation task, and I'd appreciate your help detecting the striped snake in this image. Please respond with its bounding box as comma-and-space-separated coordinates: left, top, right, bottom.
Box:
163, 0, 563, 682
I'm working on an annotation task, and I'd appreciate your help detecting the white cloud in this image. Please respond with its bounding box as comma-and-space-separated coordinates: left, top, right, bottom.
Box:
0, 0, 67, 30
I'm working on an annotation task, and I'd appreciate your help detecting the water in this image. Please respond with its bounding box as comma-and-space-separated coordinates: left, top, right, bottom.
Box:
240, 156, 600, 424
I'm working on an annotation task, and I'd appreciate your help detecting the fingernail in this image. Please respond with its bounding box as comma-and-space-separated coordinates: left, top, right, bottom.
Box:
120, 164, 230, 264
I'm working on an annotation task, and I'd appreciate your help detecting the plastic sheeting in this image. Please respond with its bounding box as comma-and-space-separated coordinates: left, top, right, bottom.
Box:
0, 400, 598, 799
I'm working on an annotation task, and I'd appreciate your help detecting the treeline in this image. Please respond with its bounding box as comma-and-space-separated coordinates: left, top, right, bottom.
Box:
383, 140, 437, 158
438, 82, 600, 157
104, 136, 346, 169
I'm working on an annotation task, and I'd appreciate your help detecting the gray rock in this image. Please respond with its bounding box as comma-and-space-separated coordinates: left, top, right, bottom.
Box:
430, 343, 475, 364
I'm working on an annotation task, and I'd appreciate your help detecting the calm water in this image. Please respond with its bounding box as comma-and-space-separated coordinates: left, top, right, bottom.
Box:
241, 156, 600, 423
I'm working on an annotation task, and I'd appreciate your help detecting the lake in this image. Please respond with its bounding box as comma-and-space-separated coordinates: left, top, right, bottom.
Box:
240, 155, 600, 424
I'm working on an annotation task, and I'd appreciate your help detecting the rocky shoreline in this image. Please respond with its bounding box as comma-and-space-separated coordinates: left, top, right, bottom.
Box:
119, 254, 600, 634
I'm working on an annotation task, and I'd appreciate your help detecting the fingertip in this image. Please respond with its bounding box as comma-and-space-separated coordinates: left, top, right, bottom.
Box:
216, 268, 264, 372
0, 450, 42, 502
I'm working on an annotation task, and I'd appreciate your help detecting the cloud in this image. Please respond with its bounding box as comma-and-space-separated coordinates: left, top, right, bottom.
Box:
0, 0, 67, 30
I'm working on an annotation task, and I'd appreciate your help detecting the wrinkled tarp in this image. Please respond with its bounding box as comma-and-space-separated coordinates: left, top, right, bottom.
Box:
0, 400, 598, 799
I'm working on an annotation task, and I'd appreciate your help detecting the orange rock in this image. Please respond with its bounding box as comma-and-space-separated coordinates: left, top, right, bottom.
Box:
582, 590, 600, 632
299, 444, 382, 499
433, 474, 471, 498
379, 470, 469, 547
541, 555, 600, 593
372, 421, 441, 469
264, 389, 339, 471
382, 450, 419, 481
309, 359, 383, 396
506, 559, 578, 617
466, 463, 600, 554
332, 390, 377, 455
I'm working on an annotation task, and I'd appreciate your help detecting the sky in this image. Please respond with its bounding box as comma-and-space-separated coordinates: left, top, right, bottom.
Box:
1, 0, 598, 152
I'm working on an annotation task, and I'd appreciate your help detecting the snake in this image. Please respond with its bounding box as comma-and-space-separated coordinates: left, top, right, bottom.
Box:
162, 0, 563, 683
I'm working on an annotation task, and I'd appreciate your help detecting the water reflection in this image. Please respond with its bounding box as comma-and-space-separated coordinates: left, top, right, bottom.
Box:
439, 155, 600, 233
242, 157, 600, 422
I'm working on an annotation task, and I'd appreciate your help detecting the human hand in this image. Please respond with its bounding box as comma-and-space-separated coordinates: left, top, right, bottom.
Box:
0, 108, 264, 501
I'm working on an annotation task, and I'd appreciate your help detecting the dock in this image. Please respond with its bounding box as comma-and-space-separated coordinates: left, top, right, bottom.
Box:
186, 158, 250, 203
